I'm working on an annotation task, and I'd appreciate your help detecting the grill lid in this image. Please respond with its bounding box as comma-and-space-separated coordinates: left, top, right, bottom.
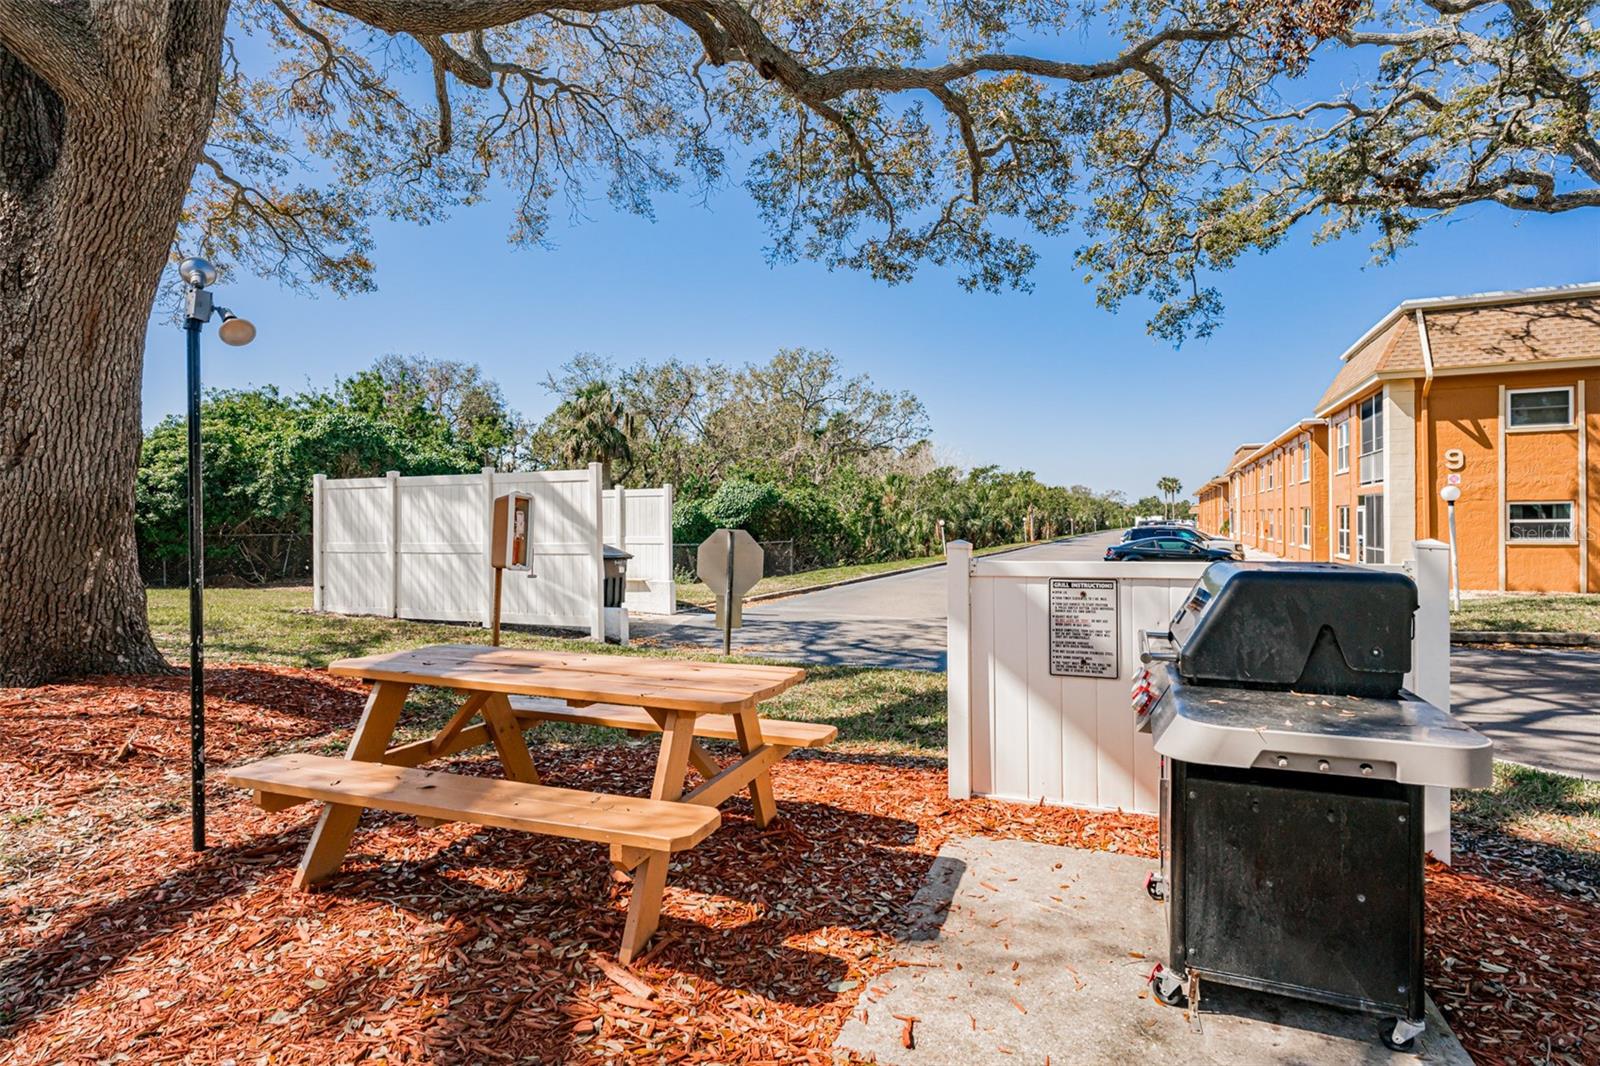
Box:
1167, 562, 1417, 697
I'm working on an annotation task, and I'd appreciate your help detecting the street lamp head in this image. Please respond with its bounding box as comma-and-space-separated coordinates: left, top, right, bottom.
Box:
178, 257, 217, 288
217, 310, 256, 346
1439, 485, 1462, 503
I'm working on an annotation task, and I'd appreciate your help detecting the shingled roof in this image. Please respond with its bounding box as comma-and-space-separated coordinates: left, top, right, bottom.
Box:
1224, 443, 1265, 472
1314, 284, 1600, 414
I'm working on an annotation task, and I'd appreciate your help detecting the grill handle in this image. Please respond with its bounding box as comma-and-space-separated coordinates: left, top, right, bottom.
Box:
1139, 629, 1179, 664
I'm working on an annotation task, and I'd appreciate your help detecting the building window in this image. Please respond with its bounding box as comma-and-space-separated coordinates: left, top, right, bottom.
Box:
1359, 393, 1384, 485
1336, 506, 1350, 558
1360, 494, 1385, 564
1335, 421, 1349, 473
1507, 388, 1573, 430
1300, 442, 1310, 483
1301, 507, 1311, 548
1508, 502, 1574, 541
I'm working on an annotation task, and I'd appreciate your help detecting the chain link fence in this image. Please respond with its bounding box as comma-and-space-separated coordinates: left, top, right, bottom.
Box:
673, 539, 795, 582
141, 533, 313, 587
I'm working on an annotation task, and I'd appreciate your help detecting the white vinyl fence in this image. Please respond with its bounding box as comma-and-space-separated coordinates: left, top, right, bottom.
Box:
947, 540, 1455, 860
313, 465, 675, 638
602, 485, 676, 615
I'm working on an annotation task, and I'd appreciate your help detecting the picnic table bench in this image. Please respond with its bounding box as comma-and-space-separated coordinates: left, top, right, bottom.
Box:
226, 644, 829, 962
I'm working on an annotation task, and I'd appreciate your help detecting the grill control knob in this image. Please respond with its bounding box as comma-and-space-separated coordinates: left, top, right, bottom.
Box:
1317, 760, 1331, 772
1360, 763, 1373, 776
1275, 756, 1289, 769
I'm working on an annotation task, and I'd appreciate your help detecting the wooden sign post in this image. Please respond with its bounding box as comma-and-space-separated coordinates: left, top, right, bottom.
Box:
490, 492, 533, 645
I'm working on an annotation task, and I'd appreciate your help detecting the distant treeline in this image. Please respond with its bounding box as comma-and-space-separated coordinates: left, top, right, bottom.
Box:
137, 351, 1176, 583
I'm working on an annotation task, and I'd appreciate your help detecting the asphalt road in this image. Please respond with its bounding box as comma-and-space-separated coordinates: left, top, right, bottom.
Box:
1450, 646, 1600, 779
632, 530, 1600, 777
631, 531, 1124, 670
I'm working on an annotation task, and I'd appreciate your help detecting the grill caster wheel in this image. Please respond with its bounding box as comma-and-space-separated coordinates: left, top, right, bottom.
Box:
1148, 964, 1188, 1008
1144, 871, 1166, 902
1380, 1018, 1425, 1052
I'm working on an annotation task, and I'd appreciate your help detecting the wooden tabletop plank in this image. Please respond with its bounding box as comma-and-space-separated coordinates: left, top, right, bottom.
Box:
328, 645, 805, 713
413, 645, 801, 682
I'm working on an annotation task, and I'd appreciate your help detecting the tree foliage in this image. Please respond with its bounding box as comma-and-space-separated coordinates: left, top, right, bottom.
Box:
136, 358, 516, 581
546, 382, 635, 487
536, 352, 1136, 564
541, 349, 932, 492
157, 0, 1599, 341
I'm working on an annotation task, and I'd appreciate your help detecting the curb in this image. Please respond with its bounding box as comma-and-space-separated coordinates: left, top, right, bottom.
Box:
743, 539, 1069, 604
743, 561, 946, 603
1451, 630, 1600, 648
682, 535, 1106, 610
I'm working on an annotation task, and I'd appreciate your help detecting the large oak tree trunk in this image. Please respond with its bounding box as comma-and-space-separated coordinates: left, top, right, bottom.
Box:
0, 7, 227, 686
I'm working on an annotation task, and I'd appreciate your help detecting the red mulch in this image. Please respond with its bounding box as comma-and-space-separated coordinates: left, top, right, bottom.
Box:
0, 669, 1594, 1064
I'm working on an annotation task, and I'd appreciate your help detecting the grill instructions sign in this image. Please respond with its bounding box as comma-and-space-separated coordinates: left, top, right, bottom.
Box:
1048, 579, 1120, 678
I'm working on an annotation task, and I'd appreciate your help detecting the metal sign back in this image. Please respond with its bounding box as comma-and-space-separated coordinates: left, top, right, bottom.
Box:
697, 529, 763, 649
697, 529, 763, 598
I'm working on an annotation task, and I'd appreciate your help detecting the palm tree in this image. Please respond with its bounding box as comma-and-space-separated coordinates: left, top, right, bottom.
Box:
1156, 476, 1182, 520
554, 383, 634, 487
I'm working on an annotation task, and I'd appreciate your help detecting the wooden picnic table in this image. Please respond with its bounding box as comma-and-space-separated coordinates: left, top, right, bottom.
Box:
227, 644, 829, 962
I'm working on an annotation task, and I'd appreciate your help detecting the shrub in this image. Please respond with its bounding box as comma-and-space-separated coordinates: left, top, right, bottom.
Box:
672, 496, 715, 546
701, 479, 781, 531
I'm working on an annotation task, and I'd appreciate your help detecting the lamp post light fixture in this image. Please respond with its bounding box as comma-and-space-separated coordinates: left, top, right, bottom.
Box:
179, 257, 255, 851
1439, 484, 1463, 613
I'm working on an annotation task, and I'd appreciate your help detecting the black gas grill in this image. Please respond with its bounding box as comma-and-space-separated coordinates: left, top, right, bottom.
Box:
1132, 561, 1492, 1050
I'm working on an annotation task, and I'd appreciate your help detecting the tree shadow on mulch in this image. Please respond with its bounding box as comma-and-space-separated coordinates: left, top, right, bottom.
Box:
0, 822, 309, 1037
1, 754, 932, 1063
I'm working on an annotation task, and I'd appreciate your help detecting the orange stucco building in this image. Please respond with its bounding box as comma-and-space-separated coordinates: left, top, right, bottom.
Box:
1196, 283, 1600, 592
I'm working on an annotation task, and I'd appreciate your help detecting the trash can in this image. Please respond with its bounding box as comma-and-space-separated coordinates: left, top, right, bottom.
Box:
603, 545, 632, 609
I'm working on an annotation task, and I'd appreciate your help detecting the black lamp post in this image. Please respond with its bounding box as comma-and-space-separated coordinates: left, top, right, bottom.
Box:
178, 257, 256, 851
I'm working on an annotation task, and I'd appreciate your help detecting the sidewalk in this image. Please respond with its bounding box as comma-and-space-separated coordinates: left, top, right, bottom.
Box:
835, 837, 1470, 1064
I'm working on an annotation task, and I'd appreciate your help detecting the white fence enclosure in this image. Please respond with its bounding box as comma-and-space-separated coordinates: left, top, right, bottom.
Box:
313, 466, 675, 637
946, 540, 1455, 861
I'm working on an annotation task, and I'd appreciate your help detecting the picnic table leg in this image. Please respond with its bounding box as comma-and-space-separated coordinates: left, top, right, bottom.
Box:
294, 680, 412, 890
651, 711, 695, 802
733, 707, 779, 828
618, 851, 668, 964
640, 707, 716, 784
688, 740, 720, 781
481, 693, 540, 784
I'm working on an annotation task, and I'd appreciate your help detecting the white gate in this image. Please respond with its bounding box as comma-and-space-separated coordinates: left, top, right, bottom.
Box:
603, 485, 676, 615
946, 540, 1455, 859
313, 465, 677, 636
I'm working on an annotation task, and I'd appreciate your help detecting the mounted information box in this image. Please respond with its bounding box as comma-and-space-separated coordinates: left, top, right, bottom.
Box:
492, 492, 533, 572
490, 492, 534, 645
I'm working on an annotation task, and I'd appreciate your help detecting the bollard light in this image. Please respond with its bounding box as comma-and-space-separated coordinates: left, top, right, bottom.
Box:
1439, 484, 1462, 613
179, 257, 256, 851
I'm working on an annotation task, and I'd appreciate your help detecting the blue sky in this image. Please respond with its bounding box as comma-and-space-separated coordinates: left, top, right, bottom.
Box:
141, 54, 1600, 502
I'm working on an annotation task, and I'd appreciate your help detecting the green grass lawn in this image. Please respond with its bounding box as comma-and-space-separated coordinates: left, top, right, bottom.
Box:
675, 539, 1043, 608
145, 586, 946, 756
1453, 762, 1600, 878
1451, 594, 1600, 634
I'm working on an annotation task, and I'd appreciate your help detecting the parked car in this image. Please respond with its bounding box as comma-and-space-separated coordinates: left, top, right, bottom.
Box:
1123, 524, 1198, 542
1121, 525, 1245, 559
1105, 537, 1237, 562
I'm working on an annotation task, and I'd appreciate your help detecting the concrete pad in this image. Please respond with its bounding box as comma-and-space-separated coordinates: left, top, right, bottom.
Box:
834, 837, 1471, 1065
